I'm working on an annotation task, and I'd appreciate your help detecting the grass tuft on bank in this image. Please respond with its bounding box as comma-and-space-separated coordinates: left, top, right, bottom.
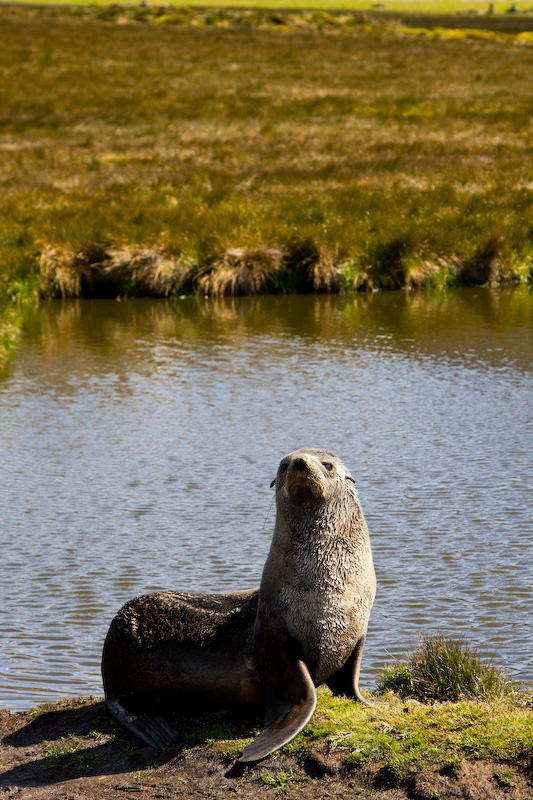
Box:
33, 235, 532, 300
38, 243, 187, 299
36, 237, 344, 298
375, 634, 512, 702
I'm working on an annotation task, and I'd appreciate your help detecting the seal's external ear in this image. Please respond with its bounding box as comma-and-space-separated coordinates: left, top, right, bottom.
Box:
270, 479, 276, 488
346, 475, 356, 484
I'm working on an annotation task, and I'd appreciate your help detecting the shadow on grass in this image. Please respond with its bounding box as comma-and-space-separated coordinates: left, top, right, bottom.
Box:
0, 700, 260, 787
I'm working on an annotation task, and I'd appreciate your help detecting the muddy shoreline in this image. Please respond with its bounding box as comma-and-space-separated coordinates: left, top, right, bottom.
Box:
1, 698, 532, 799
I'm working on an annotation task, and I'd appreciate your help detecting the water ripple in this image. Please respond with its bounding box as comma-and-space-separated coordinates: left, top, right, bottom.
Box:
1, 289, 532, 708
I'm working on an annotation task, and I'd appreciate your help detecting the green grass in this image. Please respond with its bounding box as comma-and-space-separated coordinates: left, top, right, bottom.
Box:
310, 637, 531, 779
258, 769, 310, 787
375, 635, 512, 702
192, 688, 533, 781
0, 305, 24, 371
494, 768, 517, 787
326, 692, 533, 778
41, 736, 101, 771
0, 2, 532, 363
196, 637, 533, 781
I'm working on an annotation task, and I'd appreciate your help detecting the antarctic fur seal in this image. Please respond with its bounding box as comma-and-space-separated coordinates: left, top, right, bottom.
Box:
101, 448, 376, 762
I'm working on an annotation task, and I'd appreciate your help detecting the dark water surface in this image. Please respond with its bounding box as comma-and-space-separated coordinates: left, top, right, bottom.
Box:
1, 288, 532, 709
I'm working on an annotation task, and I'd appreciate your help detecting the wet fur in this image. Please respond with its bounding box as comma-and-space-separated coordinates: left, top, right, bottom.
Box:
260, 450, 375, 685
102, 448, 376, 761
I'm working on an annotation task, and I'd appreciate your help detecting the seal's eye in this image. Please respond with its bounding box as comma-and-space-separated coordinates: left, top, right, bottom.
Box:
323, 462, 333, 471
279, 461, 289, 473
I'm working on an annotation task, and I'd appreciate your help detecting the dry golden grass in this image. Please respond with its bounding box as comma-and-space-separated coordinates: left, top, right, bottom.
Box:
196, 246, 284, 297
39, 244, 185, 298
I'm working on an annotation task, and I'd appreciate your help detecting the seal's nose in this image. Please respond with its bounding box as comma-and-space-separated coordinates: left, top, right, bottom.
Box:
294, 457, 307, 472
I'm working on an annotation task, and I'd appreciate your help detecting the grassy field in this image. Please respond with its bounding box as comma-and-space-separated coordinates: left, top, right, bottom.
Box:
8, 0, 533, 14
0, 2, 532, 338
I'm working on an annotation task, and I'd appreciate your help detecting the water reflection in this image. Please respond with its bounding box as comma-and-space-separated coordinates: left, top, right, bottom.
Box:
1, 288, 532, 708
21, 287, 533, 369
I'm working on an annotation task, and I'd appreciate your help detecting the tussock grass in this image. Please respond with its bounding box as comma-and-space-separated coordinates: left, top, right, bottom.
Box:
285, 237, 342, 293
195, 245, 285, 297
355, 236, 528, 290
194, 237, 341, 297
375, 635, 511, 702
456, 237, 508, 286
37, 237, 341, 298
39, 244, 186, 299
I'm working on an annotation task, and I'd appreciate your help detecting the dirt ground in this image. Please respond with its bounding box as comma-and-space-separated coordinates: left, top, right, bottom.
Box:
1, 699, 532, 800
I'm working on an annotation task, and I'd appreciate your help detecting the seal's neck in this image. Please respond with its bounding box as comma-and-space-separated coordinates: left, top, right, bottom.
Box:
259, 496, 369, 605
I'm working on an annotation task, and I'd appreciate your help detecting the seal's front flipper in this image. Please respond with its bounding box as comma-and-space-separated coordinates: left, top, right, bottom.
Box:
238, 651, 316, 763
107, 697, 179, 750
326, 635, 372, 705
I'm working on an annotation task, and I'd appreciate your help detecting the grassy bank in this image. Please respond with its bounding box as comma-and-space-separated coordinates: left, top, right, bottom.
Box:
1, 637, 532, 796
2, 692, 533, 798
1, 2, 532, 356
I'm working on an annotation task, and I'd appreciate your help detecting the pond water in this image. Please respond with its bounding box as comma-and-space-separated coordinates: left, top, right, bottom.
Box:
1, 288, 532, 710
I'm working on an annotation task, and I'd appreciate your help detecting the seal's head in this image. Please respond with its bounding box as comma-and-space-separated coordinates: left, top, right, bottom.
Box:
271, 448, 356, 509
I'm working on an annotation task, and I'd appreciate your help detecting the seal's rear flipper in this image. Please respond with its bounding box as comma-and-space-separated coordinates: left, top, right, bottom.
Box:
326, 635, 372, 705
107, 698, 179, 750
238, 656, 316, 763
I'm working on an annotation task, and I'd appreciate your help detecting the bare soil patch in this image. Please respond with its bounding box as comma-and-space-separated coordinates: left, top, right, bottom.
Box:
1, 699, 532, 799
